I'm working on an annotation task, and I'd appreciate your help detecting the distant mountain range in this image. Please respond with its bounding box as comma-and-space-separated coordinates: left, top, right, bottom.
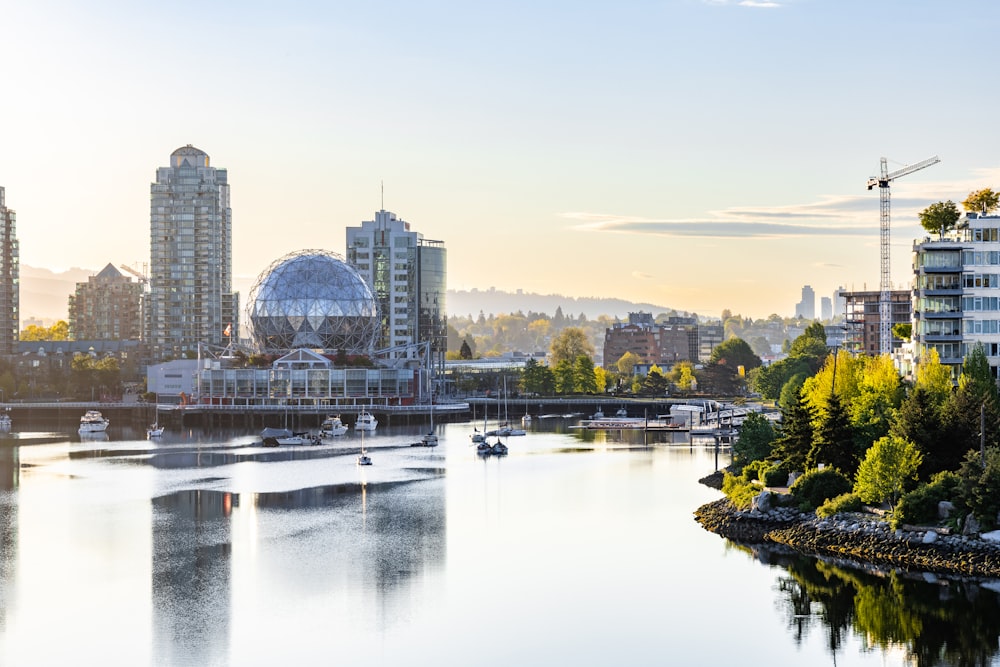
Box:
18, 265, 680, 326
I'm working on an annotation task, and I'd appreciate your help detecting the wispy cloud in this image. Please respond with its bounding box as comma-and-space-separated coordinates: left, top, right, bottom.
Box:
739, 0, 781, 7
632, 271, 653, 280
562, 188, 955, 240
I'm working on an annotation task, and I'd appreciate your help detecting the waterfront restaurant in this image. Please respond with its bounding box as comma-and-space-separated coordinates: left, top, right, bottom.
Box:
192, 349, 417, 407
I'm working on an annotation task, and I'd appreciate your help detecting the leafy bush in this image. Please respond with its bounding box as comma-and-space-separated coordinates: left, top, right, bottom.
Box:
790, 467, 852, 510
762, 462, 792, 488
740, 459, 767, 483
722, 472, 760, 510
816, 492, 863, 518
892, 471, 960, 528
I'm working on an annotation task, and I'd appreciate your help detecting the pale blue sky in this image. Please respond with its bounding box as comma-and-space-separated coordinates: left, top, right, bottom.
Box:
3, 0, 1000, 319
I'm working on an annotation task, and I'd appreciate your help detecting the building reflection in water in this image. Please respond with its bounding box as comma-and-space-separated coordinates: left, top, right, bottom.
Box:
151, 476, 445, 661
0, 446, 17, 634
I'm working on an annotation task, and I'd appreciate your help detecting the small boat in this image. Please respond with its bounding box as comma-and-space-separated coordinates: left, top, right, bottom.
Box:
357, 430, 372, 465
146, 423, 164, 438
0, 412, 11, 430
319, 415, 348, 437
591, 408, 605, 419
260, 427, 309, 447
615, 407, 628, 417
354, 409, 378, 432
79, 410, 110, 433
476, 440, 492, 455
470, 428, 486, 444
521, 414, 532, 426
415, 404, 438, 446
490, 439, 509, 456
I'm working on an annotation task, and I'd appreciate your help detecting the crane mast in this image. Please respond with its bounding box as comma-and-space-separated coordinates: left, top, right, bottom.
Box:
866, 155, 940, 356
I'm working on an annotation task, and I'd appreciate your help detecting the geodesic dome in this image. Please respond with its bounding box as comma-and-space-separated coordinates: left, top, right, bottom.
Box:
248, 250, 380, 355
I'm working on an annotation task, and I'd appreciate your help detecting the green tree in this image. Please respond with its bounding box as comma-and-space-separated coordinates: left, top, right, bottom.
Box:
574, 355, 598, 394
891, 386, 953, 479
554, 359, 576, 394
641, 367, 669, 395
918, 200, 961, 237
550, 327, 595, 367
616, 351, 640, 377
459, 340, 473, 359
914, 347, 953, 406
958, 342, 998, 405
891, 322, 912, 341
957, 448, 1000, 530
807, 394, 856, 474
854, 435, 922, 510
709, 337, 762, 371
733, 412, 775, 466
771, 390, 814, 472
962, 187, 1000, 215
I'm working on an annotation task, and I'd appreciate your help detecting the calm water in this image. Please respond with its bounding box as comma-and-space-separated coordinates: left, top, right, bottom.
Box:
0, 419, 998, 666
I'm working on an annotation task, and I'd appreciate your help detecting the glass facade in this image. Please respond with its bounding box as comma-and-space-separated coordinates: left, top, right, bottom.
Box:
248, 250, 380, 354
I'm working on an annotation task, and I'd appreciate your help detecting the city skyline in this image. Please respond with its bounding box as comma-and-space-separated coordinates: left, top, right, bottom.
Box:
5, 1, 1000, 320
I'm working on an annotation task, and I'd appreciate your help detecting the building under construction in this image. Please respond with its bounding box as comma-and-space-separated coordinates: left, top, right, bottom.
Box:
841, 288, 911, 355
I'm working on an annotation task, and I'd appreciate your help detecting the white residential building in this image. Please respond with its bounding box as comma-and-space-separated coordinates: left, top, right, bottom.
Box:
912, 212, 1000, 379
346, 209, 447, 375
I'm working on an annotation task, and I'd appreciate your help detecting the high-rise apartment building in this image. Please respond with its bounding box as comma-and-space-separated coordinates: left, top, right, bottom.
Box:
346, 209, 447, 375
913, 212, 1000, 379
68, 264, 143, 340
147, 146, 238, 359
795, 285, 816, 320
0, 188, 18, 356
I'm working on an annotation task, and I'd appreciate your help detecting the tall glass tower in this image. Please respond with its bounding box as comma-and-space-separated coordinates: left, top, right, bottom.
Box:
147, 146, 238, 359
346, 210, 447, 382
0, 188, 18, 356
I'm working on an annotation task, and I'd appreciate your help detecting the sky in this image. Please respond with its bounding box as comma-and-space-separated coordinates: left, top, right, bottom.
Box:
4, 0, 1000, 321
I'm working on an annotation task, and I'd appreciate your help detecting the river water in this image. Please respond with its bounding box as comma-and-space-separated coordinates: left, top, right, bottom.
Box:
0, 418, 997, 666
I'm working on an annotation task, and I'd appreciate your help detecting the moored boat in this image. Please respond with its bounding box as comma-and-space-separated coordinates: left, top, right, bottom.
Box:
354, 410, 378, 432
319, 415, 348, 437
147, 423, 164, 438
79, 410, 110, 433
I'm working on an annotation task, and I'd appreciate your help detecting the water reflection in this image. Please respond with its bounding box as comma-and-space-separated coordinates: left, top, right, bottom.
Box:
747, 543, 1000, 665
149, 477, 446, 664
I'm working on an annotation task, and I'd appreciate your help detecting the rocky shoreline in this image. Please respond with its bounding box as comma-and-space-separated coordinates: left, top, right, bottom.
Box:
694, 494, 1000, 579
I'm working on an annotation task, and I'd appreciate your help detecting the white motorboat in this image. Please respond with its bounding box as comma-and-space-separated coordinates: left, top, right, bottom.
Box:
354, 410, 378, 432
521, 414, 532, 426
79, 410, 110, 433
146, 423, 164, 438
319, 415, 348, 437
260, 427, 309, 447
0, 413, 11, 430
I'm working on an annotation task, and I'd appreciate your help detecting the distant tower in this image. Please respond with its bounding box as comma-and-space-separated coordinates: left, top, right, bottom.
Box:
346, 209, 447, 376
0, 188, 18, 355
820, 296, 832, 321
68, 264, 143, 340
833, 286, 846, 318
147, 146, 238, 358
795, 285, 816, 320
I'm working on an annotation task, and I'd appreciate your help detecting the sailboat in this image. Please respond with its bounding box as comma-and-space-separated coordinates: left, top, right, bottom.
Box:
492, 376, 526, 436
414, 403, 439, 447
357, 428, 372, 466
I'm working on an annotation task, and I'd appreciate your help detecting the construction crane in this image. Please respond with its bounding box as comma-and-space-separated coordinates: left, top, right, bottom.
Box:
119, 263, 148, 285
866, 155, 940, 356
